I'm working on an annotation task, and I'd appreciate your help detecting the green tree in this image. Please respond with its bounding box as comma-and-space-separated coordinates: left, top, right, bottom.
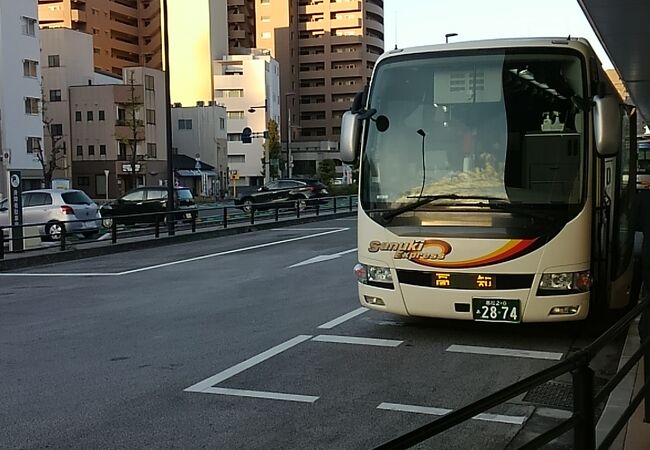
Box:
318, 159, 337, 186
262, 119, 282, 179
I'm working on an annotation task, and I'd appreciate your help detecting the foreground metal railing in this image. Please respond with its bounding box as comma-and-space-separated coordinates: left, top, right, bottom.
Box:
376, 295, 650, 450
0, 194, 358, 260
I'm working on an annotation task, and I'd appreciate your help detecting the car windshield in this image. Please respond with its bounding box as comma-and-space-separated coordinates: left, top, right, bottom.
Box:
176, 189, 193, 200
361, 50, 586, 217
61, 191, 93, 205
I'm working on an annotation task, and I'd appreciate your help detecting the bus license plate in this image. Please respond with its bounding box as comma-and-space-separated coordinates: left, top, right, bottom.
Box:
472, 299, 521, 323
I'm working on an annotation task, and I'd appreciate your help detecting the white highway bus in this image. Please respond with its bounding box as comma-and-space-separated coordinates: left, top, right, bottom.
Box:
340, 38, 637, 323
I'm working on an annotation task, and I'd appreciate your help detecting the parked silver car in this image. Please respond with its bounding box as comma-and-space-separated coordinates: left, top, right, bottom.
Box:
0, 189, 101, 241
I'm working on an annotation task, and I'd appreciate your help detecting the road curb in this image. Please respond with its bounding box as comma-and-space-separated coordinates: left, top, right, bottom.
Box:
0, 211, 356, 271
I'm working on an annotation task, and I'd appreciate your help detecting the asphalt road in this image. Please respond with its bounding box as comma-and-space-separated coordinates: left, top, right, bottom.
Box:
0, 218, 625, 449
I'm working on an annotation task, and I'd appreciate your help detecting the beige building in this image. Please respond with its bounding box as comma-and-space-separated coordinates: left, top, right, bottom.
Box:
38, 0, 163, 75
69, 67, 167, 199
167, 0, 228, 106
228, 0, 256, 53
253, 0, 384, 145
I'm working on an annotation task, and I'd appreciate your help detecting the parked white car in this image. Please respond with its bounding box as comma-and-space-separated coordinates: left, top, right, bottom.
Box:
0, 189, 101, 241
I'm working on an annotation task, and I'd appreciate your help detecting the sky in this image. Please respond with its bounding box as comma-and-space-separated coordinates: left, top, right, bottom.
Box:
383, 0, 612, 68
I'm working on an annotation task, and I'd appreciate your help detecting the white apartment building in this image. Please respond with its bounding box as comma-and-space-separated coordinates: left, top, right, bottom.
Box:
0, 0, 44, 196
171, 103, 228, 197
213, 50, 280, 187
40, 28, 121, 184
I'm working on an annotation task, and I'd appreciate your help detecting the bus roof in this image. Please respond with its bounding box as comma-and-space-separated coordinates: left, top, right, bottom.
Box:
378, 37, 596, 64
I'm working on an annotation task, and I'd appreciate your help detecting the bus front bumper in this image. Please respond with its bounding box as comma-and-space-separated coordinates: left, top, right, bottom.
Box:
357, 282, 590, 323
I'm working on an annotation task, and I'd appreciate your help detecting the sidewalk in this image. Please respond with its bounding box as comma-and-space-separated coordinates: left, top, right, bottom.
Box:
623, 358, 649, 449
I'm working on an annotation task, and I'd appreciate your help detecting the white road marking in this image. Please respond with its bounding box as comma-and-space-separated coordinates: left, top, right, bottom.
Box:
0, 228, 349, 277
377, 402, 527, 425
446, 344, 563, 361
201, 387, 319, 403
271, 227, 345, 231
317, 307, 367, 329
335, 218, 357, 221
184, 335, 313, 393
312, 334, 402, 347
0, 272, 119, 277
288, 247, 357, 268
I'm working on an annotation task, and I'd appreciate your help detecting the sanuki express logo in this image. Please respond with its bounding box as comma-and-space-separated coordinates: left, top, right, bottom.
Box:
368, 240, 452, 261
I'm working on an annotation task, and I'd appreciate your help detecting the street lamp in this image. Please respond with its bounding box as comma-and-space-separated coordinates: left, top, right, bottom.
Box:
284, 92, 296, 178
162, 0, 175, 236
247, 103, 269, 183
445, 33, 458, 44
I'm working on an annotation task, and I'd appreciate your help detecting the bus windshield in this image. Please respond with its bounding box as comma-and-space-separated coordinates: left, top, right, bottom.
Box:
361, 50, 586, 220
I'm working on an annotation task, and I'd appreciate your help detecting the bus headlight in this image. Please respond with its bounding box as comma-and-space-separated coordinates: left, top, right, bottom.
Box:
538, 271, 591, 294
354, 263, 394, 288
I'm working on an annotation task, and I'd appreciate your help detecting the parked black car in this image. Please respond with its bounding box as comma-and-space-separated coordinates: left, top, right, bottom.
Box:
100, 187, 197, 228
234, 178, 329, 213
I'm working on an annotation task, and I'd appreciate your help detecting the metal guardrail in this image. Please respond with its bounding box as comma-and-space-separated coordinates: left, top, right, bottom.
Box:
375, 294, 650, 450
0, 195, 358, 260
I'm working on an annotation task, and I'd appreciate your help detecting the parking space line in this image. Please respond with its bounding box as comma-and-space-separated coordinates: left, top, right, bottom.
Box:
201, 387, 319, 404
271, 227, 346, 231
184, 335, 313, 393
377, 402, 527, 425
317, 307, 367, 329
446, 344, 563, 361
312, 335, 402, 347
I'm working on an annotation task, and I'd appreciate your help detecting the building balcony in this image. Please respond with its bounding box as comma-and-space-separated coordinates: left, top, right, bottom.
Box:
365, 35, 384, 48
115, 124, 145, 141
331, 17, 362, 29
365, 1, 384, 16
330, 82, 361, 94
299, 85, 327, 95
71, 9, 87, 23
229, 29, 246, 39
330, 0, 362, 12
298, 53, 326, 64
228, 12, 245, 22
299, 68, 326, 78
299, 21, 326, 32
330, 50, 361, 61
300, 4, 328, 15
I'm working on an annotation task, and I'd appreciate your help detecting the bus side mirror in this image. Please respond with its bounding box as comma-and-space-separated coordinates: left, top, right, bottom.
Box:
593, 95, 621, 157
340, 111, 361, 163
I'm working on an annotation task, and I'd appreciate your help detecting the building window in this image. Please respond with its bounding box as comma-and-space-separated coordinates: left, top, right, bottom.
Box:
48, 55, 60, 67
24, 97, 39, 114
146, 109, 156, 124
100, 144, 106, 156
26, 137, 41, 153
227, 111, 245, 120
215, 89, 244, 98
88, 145, 95, 156
76, 145, 83, 156
147, 143, 157, 158
227, 133, 242, 141
75, 111, 82, 122
220, 118, 225, 129
49, 90, 62, 102
260, 0, 270, 4
21, 17, 36, 37
23, 60, 38, 77
77, 176, 90, 187
228, 155, 246, 163
118, 142, 127, 160
145, 75, 155, 91
99, 110, 105, 121
261, 31, 271, 39
87, 111, 93, 121
50, 124, 63, 137
178, 119, 192, 130
261, 15, 271, 22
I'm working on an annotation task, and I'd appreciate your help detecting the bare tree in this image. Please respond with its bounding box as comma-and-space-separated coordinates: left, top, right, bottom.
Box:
119, 72, 146, 190
37, 94, 67, 188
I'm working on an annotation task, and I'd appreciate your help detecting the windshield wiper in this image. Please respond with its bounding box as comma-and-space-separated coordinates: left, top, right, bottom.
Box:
381, 195, 507, 222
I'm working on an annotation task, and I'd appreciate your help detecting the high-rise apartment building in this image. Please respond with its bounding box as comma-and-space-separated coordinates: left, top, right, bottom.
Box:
38, 0, 163, 75
253, 0, 384, 144
227, 0, 256, 53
